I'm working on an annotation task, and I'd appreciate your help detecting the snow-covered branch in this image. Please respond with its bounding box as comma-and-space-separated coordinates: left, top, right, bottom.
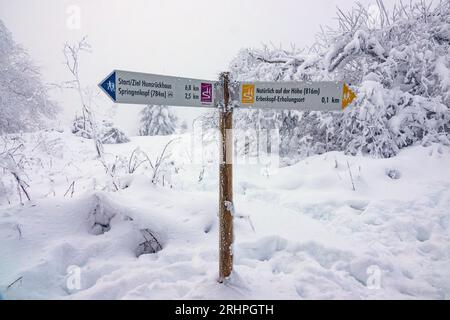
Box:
63, 36, 104, 159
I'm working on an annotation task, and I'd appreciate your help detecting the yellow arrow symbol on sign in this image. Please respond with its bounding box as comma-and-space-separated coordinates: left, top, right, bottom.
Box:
342, 83, 356, 110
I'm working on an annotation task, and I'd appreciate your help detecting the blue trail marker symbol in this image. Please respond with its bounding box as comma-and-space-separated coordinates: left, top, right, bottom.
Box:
99, 71, 116, 102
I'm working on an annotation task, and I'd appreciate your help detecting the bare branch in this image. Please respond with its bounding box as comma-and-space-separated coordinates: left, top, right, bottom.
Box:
7, 276, 23, 290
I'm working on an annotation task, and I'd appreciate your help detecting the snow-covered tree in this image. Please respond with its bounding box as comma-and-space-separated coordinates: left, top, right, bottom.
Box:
0, 20, 59, 134
179, 120, 188, 133
139, 105, 178, 136
229, 0, 450, 159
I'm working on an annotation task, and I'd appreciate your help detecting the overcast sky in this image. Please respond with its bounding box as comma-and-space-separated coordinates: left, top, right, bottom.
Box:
0, 0, 379, 131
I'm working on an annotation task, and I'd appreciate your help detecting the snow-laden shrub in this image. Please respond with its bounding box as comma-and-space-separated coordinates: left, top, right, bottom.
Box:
337, 81, 450, 157
139, 105, 178, 136
88, 194, 115, 235
228, 0, 450, 159
72, 115, 91, 139
136, 229, 163, 256
72, 116, 129, 144
0, 136, 31, 205
99, 120, 130, 144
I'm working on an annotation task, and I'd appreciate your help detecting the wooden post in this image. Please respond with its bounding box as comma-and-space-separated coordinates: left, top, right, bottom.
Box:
219, 72, 233, 282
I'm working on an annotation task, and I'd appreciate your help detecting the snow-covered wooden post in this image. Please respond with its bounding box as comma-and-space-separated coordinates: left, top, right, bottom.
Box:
219, 72, 233, 282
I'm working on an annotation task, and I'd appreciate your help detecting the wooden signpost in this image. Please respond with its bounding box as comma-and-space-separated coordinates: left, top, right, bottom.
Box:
99, 70, 357, 283
218, 73, 233, 282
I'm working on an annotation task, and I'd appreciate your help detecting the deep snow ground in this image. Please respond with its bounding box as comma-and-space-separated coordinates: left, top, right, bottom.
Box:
1, 131, 449, 299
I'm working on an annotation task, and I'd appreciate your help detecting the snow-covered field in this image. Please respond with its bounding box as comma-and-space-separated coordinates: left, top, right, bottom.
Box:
1, 130, 449, 299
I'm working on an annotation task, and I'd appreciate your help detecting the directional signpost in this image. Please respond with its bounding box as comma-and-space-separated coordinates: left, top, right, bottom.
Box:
99, 70, 216, 108
99, 69, 357, 283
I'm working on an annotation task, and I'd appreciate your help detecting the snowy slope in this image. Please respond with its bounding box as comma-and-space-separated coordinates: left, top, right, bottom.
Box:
1, 131, 449, 299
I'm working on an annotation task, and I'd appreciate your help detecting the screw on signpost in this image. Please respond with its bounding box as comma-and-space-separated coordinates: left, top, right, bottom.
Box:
218, 72, 233, 283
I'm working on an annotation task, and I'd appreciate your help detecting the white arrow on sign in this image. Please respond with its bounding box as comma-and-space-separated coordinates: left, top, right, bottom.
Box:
238, 81, 356, 111
99, 70, 217, 108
